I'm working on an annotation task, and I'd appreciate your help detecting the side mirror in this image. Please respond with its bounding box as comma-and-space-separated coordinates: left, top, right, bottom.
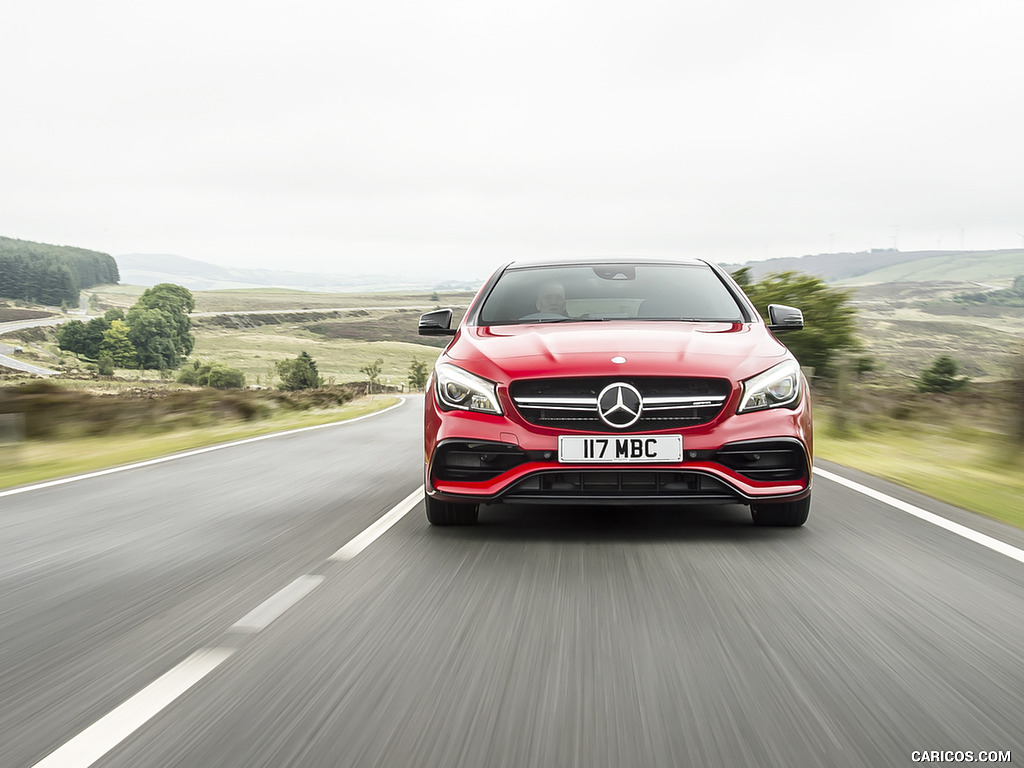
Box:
418, 308, 456, 336
767, 304, 804, 333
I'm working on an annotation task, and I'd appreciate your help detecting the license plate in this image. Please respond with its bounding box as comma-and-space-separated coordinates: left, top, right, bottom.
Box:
558, 435, 682, 463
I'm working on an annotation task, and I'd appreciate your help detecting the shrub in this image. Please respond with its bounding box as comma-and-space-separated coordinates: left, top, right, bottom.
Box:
276, 351, 322, 391
97, 353, 115, 376
176, 360, 246, 389
205, 364, 245, 390
918, 355, 969, 393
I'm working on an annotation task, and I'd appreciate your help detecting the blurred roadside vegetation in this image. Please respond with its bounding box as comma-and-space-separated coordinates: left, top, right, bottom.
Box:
813, 380, 1024, 529
0, 382, 397, 491
0, 379, 359, 440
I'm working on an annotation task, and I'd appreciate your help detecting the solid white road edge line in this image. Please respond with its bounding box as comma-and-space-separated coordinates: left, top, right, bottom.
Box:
231, 575, 324, 632
30, 647, 235, 768
330, 486, 424, 561
814, 467, 1024, 566
0, 397, 407, 499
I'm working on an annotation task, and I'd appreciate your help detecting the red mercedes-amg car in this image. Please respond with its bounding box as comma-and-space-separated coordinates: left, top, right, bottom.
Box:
419, 258, 812, 527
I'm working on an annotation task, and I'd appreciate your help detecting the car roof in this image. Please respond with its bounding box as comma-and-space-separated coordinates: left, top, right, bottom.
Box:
502, 256, 711, 270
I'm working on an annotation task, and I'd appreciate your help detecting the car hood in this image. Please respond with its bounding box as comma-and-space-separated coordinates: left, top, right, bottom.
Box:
444, 322, 792, 382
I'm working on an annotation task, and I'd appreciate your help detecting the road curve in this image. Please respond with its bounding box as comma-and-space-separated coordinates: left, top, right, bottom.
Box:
0, 353, 59, 376
3, 396, 1021, 768
0, 317, 72, 376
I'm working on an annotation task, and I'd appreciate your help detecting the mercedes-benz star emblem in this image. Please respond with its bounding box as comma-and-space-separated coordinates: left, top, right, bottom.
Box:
597, 382, 643, 428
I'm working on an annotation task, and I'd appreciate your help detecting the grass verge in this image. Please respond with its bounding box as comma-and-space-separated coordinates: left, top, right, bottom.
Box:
0, 395, 401, 491
814, 406, 1024, 530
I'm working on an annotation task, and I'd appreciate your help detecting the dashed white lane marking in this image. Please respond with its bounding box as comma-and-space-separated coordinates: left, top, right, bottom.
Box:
21, 410, 426, 766
0, 397, 407, 499
31, 648, 235, 768
231, 575, 324, 632
29, 485, 425, 767
814, 467, 1024, 565
330, 486, 424, 561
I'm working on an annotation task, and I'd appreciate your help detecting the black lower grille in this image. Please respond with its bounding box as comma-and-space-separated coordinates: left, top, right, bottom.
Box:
715, 439, 807, 482
502, 470, 737, 501
509, 377, 731, 431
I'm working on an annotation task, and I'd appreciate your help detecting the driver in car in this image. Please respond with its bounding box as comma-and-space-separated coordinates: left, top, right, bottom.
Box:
535, 282, 567, 315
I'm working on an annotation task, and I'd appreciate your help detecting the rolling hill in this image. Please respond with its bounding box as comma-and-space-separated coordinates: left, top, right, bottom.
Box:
727, 248, 1023, 286
115, 253, 481, 293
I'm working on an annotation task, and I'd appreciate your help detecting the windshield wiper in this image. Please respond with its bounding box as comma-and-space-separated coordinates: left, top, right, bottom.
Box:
534, 316, 608, 323
640, 317, 738, 322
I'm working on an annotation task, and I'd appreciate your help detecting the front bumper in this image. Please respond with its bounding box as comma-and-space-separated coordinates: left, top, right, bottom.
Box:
425, 394, 813, 507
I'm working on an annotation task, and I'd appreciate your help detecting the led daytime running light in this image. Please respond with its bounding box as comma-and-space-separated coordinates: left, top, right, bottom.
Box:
738, 360, 801, 413
435, 363, 502, 414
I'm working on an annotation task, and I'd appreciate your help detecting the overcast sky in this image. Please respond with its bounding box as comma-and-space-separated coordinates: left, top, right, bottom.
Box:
2, 0, 1022, 280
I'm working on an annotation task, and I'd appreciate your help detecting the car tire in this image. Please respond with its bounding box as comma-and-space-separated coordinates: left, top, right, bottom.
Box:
424, 493, 479, 526
750, 495, 810, 527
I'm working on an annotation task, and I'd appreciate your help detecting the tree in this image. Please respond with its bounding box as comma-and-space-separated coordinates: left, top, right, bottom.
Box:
408, 359, 429, 390
731, 266, 753, 288
0, 238, 116, 304
56, 320, 88, 356
56, 316, 110, 359
135, 282, 196, 316
276, 351, 322, 390
360, 358, 384, 393
734, 270, 859, 376
82, 316, 111, 359
127, 308, 178, 369
99, 319, 138, 368
918, 355, 969, 393
126, 283, 195, 368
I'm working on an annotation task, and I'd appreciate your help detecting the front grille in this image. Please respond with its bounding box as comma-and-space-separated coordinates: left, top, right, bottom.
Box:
509, 377, 730, 432
715, 439, 807, 482
502, 470, 737, 501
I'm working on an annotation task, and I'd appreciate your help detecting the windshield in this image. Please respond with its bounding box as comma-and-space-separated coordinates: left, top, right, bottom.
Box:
476, 263, 746, 326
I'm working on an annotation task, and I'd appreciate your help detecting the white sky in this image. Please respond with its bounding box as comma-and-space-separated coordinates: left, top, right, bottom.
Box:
2, 0, 1022, 280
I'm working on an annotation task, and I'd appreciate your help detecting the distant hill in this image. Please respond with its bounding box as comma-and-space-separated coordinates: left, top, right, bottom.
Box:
727, 248, 1024, 286
116, 253, 481, 293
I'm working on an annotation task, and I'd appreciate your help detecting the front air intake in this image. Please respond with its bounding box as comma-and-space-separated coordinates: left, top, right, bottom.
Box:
714, 439, 807, 482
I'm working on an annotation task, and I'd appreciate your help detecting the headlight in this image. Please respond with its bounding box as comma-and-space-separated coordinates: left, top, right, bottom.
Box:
435, 363, 503, 415
738, 360, 801, 413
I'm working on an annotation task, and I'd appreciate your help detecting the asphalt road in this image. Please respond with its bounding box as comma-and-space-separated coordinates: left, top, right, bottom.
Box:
3, 396, 1022, 768
0, 318, 70, 376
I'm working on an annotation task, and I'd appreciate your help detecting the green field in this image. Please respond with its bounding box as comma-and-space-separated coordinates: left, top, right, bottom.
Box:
191, 321, 441, 388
